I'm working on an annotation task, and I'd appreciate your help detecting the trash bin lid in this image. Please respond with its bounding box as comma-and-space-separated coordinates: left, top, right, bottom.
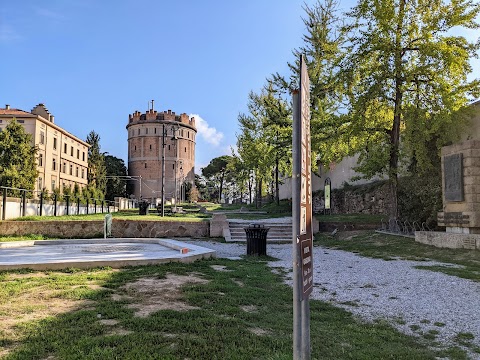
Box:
245, 223, 266, 229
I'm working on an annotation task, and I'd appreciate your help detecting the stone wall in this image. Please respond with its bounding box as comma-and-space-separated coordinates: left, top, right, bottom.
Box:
416, 231, 480, 250
0, 220, 209, 238
313, 181, 390, 215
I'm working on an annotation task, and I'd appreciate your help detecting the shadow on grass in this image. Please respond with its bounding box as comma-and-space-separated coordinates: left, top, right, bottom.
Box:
1, 258, 463, 359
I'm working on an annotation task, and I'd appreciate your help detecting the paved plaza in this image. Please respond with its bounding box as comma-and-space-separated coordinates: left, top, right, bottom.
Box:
0, 239, 215, 270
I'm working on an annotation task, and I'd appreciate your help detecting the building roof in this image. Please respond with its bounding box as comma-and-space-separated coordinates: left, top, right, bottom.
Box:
0, 108, 36, 117
0, 104, 90, 147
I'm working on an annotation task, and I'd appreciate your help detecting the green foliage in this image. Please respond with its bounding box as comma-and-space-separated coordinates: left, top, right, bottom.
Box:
397, 175, 443, 228
342, 0, 480, 217
201, 155, 234, 202
236, 86, 292, 206
104, 155, 127, 200
272, 0, 346, 166
86, 131, 107, 197
0, 119, 38, 194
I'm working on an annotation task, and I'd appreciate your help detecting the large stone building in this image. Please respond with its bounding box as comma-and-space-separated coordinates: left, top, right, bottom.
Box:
126, 105, 196, 202
0, 103, 89, 194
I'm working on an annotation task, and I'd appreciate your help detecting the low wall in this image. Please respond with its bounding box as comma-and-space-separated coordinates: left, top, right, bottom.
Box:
0, 197, 115, 220
319, 221, 380, 232
415, 231, 480, 250
0, 220, 210, 239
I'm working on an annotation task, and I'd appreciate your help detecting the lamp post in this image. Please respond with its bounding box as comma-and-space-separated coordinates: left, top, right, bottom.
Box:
170, 126, 179, 208
160, 124, 166, 217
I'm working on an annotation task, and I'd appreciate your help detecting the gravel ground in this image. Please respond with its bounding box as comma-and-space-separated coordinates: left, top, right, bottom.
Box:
187, 240, 480, 357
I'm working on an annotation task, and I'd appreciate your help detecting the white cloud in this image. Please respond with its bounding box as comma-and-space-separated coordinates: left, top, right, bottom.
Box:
189, 113, 224, 146
34, 7, 65, 20
0, 24, 21, 42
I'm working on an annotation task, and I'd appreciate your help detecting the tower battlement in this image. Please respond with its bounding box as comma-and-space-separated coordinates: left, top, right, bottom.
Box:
128, 107, 196, 129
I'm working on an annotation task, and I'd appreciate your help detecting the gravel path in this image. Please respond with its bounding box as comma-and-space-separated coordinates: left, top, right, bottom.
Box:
187, 240, 480, 357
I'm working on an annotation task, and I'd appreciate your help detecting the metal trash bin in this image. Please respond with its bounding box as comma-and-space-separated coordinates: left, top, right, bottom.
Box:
244, 224, 270, 256
138, 200, 150, 215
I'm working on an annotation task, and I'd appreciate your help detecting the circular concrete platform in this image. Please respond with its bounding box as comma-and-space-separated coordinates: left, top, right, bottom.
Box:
0, 238, 216, 270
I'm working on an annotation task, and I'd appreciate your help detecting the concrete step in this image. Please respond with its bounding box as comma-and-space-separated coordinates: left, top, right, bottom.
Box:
227, 220, 292, 243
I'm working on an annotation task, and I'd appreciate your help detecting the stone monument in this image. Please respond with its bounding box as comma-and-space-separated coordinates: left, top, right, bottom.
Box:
416, 140, 480, 249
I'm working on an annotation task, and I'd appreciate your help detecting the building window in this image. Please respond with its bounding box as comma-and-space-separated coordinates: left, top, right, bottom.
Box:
82, 152, 85, 161
18, 120, 24, 123
154, 128, 157, 134
39, 153, 43, 167
168, 145, 170, 151
76, 167, 79, 177
185, 147, 187, 152
81, 168, 85, 179
53, 138, 57, 150
138, 129, 140, 135
134, 145, 136, 151
51, 180, 56, 191
145, 163, 147, 168
38, 177, 43, 190
173, 163, 175, 169
64, 143, 67, 153
77, 149, 80, 159
70, 164, 73, 175
40, 131, 45, 145
52, 158, 56, 171
146, 128, 148, 134
70, 146, 73, 156
149, 144, 152, 150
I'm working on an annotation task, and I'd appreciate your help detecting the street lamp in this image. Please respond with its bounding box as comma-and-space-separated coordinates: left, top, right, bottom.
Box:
159, 124, 179, 217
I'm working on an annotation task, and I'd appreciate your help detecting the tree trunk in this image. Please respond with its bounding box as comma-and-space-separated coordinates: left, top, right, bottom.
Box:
275, 156, 280, 205
248, 178, 252, 204
219, 173, 224, 203
389, 0, 406, 221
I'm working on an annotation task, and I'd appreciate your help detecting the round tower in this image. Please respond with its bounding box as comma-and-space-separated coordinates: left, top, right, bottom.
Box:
126, 105, 196, 203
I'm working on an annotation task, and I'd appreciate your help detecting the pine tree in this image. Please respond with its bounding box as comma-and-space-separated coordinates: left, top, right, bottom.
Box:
86, 131, 107, 198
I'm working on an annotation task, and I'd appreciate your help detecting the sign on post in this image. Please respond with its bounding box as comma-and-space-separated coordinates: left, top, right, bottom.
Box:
292, 54, 313, 359
324, 177, 331, 213
298, 55, 313, 299
104, 214, 112, 239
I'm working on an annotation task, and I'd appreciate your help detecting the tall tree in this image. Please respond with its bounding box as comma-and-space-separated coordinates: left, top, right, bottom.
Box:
261, 84, 292, 204
271, 0, 346, 165
105, 155, 128, 200
0, 119, 38, 194
237, 92, 275, 208
343, 0, 480, 219
201, 155, 234, 203
86, 131, 107, 197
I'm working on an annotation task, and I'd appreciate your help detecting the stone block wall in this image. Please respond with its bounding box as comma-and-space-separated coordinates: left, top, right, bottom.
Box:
0, 220, 210, 238
438, 140, 480, 232
313, 182, 390, 215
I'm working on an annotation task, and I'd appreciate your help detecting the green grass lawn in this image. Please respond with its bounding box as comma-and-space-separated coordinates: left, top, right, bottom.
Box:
316, 231, 480, 281
0, 258, 463, 360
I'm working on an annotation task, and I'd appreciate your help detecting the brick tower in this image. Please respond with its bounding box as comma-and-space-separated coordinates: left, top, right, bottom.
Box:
126, 104, 196, 203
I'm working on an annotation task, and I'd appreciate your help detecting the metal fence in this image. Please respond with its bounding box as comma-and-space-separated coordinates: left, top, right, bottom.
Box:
0, 186, 119, 220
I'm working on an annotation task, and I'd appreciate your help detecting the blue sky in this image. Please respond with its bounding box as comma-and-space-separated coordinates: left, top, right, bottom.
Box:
1, 0, 479, 172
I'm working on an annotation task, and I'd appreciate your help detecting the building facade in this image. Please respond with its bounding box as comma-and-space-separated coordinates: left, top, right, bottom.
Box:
126, 106, 196, 202
0, 104, 89, 194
